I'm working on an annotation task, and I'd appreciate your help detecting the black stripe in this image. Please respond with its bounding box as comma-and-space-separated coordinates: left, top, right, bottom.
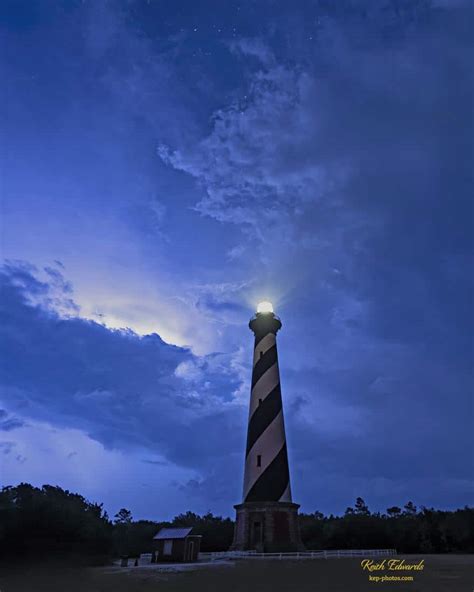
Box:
251, 345, 277, 388
244, 443, 290, 503
245, 384, 282, 457
254, 332, 271, 350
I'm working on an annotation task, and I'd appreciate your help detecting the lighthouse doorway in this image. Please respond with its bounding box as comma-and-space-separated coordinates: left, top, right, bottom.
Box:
251, 520, 263, 550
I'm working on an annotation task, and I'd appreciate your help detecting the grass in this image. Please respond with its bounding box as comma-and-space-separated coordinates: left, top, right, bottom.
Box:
1, 554, 472, 592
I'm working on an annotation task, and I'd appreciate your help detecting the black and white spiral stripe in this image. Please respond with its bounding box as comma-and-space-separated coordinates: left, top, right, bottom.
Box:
243, 326, 292, 503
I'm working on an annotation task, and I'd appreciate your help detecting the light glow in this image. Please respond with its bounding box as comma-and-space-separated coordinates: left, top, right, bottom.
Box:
257, 301, 274, 314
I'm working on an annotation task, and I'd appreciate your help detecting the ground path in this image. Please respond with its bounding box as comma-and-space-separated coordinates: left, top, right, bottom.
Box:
1, 554, 472, 591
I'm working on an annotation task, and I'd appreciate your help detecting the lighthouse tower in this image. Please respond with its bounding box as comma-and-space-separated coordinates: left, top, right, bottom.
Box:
231, 302, 304, 552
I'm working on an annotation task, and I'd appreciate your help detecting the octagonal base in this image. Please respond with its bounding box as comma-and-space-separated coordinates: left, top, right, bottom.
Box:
230, 501, 305, 552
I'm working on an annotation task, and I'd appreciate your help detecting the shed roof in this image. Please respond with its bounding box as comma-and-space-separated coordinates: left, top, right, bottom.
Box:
153, 527, 193, 540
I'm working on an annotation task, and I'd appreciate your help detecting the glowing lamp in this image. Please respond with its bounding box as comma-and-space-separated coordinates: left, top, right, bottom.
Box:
257, 301, 273, 314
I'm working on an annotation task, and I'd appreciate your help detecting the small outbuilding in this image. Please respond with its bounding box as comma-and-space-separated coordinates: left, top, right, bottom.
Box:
152, 527, 202, 562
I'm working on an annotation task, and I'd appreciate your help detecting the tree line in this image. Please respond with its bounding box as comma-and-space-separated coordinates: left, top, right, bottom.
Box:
0, 484, 472, 564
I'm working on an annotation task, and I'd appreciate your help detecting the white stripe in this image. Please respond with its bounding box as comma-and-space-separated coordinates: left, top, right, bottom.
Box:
279, 482, 292, 502
253, 333, 275, 367
243, 411, 286, 500
249, 363, 280, 418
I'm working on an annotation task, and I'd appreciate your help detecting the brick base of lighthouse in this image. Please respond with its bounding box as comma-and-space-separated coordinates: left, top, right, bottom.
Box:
230, 501, 305, 552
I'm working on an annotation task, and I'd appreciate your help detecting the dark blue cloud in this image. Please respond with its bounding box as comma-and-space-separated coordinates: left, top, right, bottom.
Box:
0, 410, 24, 432
0, 263, 246, 472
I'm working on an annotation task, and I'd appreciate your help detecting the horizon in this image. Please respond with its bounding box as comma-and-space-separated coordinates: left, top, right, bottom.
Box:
4, 481, 471, 524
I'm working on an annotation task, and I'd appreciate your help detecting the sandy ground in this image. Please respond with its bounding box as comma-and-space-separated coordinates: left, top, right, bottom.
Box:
0, 554, 472, 592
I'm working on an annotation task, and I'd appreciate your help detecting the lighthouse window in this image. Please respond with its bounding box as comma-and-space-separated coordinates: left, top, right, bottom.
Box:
259, 351, 263, 359
258, 398, 262, 405
257, 455, 262, 467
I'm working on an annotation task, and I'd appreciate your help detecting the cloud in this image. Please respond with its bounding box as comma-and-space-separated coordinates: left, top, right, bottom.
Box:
142, 458, 168, 466
157, 2, 473, 360
158, 63, 329, 245
228, 37, 276, 66
158, 4, 473, 291
0, 262, 247, 475
82, 0, 200, 146
0, 419, 195, 520
0, 413, 25, 432
0, 442, 15, 455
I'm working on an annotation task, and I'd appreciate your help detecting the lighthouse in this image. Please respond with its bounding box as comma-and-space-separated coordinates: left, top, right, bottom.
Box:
231, 302, 304, 552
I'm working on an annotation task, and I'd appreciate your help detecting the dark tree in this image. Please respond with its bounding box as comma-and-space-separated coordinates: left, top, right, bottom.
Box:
2, 483, 473, 561
0, 483, 112, 564
171, 511, 234, 551
403, 501, 417, 515
114, 508, 133, 524
386, 506, 402, 517
354, 497, 370, 516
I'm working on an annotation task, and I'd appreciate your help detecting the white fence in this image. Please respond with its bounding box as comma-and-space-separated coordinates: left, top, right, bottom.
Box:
199, 549, 396, 561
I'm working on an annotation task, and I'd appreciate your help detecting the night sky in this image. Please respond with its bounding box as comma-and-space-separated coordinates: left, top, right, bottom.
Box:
1, 0, 472, 520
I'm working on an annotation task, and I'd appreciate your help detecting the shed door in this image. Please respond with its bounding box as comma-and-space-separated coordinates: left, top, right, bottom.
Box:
186, 540, 194, 561
163, 540, 173, 555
